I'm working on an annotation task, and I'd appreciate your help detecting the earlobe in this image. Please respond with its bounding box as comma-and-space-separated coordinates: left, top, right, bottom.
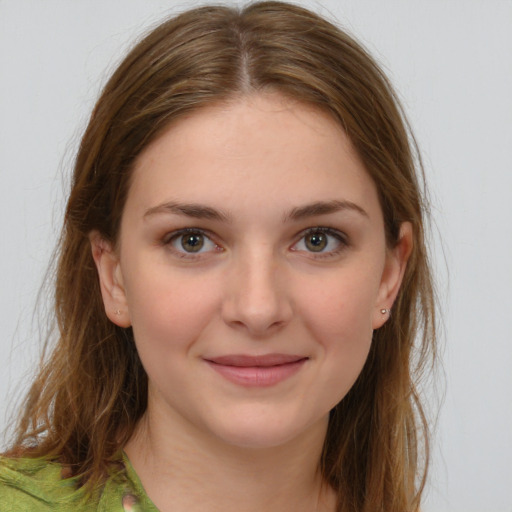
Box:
372, 222, 413, 329
89, 231, 131, 328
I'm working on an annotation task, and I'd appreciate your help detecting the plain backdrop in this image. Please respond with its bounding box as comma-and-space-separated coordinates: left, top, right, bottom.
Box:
1, 1, 511, 511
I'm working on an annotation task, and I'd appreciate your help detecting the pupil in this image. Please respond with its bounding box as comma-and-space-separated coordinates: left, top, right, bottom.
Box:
306, 232, 327, 252
182, 233, 204, 252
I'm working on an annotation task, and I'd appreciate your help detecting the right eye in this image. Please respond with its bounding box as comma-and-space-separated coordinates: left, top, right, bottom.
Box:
166, 229, 220, 257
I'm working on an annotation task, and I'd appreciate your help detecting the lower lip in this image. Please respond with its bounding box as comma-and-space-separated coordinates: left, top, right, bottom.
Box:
206, 359, 307, 387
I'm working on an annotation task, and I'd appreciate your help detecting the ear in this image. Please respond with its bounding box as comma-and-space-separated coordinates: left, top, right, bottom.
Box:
89, 231, 131, 328
372, 222, 413, 329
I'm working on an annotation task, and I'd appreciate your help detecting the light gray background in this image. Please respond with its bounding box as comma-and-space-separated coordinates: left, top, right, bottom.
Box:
1, 1, 511, 511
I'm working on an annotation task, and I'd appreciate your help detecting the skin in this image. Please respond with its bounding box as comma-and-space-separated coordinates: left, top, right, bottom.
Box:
91, 92, 412, 512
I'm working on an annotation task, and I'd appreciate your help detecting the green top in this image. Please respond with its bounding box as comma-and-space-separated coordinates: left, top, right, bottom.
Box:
0, 453, 159, 511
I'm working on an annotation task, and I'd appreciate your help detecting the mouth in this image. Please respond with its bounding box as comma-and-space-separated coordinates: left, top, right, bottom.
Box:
203, 354, 308, 387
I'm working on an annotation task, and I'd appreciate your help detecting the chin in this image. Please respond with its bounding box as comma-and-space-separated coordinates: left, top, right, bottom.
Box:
216, 427, 300, 450
206, 409, 327, 451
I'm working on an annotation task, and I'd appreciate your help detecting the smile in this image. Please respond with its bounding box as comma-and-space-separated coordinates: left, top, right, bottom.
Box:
204, 354, 308, 387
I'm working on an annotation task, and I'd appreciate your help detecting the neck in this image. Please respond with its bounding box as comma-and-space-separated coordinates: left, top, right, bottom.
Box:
124, 403, 335, 512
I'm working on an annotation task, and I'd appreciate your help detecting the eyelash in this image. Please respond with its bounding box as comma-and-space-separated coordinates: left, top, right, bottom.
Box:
162, 226, 348, 259
162, 228, 222, 259
292, 227, 348, 258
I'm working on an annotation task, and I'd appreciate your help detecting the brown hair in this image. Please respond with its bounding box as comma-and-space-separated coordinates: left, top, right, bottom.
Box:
7, 2, 436, 511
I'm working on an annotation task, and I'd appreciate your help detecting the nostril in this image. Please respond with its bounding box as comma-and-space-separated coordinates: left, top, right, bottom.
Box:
222, 297, 292, 336
220, 261, 293, 335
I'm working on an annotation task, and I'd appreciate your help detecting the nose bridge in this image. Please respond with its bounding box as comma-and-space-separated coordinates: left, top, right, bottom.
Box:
222, 243, 291, 335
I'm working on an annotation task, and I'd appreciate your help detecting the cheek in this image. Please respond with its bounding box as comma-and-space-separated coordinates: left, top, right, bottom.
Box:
296, 268, 379, 396
298, 265, 380, 341
309, 299, 373, 382
307, 301, 373, 409
124, 268, 221, 360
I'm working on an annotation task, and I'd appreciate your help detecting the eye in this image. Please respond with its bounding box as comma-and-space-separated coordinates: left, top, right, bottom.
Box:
291, 227, 346, 255
167, 229, 220, 256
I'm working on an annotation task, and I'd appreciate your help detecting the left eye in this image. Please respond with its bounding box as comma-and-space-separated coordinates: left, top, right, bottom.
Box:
292, 228, 345, 254
169, 230, 218, 254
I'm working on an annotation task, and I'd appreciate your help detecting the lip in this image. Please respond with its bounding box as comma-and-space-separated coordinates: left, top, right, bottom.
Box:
204, 354, 308, 387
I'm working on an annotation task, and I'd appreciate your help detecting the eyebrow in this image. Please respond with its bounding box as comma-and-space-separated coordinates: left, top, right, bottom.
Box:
284, 200, 369, 221
144, 201, 230, 221
144, 199, 368, 222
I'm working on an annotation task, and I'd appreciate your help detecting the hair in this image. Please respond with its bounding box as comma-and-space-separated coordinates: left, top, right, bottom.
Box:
6, 2, 436, 511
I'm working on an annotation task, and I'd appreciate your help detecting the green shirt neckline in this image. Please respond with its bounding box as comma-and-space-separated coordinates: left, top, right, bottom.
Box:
0, 452, 160, 511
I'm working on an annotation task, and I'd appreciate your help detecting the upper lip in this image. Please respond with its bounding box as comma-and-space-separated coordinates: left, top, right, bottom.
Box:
204, 354, 308, 367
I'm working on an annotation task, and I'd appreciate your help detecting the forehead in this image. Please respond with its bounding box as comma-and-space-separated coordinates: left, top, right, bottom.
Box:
127, 93, 381, 221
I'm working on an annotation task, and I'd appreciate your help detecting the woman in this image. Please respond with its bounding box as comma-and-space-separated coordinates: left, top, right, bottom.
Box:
0, 2, 436, 511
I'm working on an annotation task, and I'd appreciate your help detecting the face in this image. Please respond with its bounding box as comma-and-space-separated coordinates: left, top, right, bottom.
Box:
92, 93, 410, 450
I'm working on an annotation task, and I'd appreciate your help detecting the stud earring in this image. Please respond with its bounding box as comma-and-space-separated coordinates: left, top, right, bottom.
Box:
115, 309, 122, 316
380, 308, 391, 315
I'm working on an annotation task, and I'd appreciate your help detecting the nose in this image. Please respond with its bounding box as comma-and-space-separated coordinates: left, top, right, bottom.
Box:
221, 248, 293, 337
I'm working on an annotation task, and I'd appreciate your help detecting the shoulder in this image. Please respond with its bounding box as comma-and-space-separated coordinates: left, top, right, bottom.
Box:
0, 456, 93, 511
0, 454, 158, 512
